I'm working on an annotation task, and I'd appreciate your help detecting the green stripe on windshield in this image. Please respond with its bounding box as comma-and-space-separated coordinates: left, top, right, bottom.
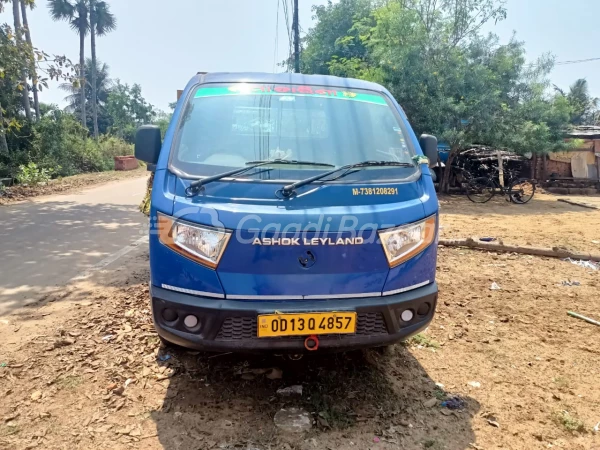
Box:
193, 85, 388, 106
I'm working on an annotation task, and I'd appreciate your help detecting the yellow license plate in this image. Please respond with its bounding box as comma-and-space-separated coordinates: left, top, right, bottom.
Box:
257, 312, 357, 338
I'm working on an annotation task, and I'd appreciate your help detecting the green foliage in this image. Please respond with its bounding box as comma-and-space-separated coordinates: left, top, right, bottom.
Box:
405, 333, 440, 349
301, 0, 374, 74
552, 410, 587, 434
0, 1, 140, 183
16, 162, 53, 185
27, 114, 132, 177
154, 111, 172, 139
555, 79, 599, 125
97, 134, 133, 158
106, 80, 156, 143
59, 57, 113, 133
89, 0, 116, 38
302, 0, 576, 191
48, 0, 89, 36
0, 24, 28, 122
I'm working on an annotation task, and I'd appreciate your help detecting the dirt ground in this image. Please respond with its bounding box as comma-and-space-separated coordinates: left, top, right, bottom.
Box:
1, 194, 600, 450
0, 167, 148, 206
439, 192, 600, 254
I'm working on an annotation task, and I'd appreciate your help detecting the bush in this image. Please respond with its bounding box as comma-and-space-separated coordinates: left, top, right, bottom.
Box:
1, 113, 135, 181
16, 162, 54, 186
98, 135, 134, 159
30, 115, 133, 177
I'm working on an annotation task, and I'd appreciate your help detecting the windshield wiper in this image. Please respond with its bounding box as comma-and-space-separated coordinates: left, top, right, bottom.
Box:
186, 159, 283, 196
245, 159, 335, 168
185, 159, 335, 196
280, 160, 415, 198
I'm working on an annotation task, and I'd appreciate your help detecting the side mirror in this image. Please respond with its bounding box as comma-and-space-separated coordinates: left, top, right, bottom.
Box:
135, 125, 162, 165
419, 134, 439, 168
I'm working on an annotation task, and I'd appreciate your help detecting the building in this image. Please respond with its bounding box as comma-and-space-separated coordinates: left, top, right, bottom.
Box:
534, 126, 600, 194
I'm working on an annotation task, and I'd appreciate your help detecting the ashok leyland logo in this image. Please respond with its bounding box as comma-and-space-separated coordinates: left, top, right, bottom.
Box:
253, 237, 364, 246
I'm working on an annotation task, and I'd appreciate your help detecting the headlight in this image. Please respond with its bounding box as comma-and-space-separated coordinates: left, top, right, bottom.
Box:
378, 216, 437, 268
157, 213, 231, 269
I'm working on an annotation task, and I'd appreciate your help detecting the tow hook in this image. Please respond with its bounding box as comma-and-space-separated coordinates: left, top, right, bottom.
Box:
304, 335, 319, 351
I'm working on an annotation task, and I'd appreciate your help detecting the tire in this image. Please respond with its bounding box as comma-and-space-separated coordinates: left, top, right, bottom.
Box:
466, 177, 495, 203
509, 178, 536, 204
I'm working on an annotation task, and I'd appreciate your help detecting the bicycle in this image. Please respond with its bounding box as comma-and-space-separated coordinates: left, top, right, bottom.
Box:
465, 165, 536, 204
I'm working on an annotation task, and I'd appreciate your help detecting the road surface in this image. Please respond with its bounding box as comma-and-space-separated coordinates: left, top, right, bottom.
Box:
0, 176, 149, 316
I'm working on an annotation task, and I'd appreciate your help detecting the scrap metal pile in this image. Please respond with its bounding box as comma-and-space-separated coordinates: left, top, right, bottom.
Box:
451, 145, 529, 185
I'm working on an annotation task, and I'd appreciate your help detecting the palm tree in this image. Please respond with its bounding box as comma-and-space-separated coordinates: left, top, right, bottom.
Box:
11, 0, 32, 121
19, 0, 41, 120
48, 0, 89, 129
556, 79, 600, 125
89, 0, 116, 139
59, 58, 113, 131
568, 79, 599, 125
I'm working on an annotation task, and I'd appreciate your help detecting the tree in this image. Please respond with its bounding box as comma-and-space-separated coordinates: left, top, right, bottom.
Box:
48, 0, 89, 129
11, 0, 32, 120
106, 80, 156, 142
302, 0, 573, 192
301, 0, 374, 74
59, 58, 113, 134
154, 110, 172, 139
19, 0, 40, 120
89, 0, 116, 139
0, 23, 29, 154
555, 79, 599, 125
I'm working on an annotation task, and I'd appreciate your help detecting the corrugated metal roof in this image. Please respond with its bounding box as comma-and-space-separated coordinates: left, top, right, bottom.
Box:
566, 125, 600, 138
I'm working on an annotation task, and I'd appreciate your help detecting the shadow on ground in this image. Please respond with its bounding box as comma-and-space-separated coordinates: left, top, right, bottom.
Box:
438, 193, 599, 217
152, 346, 479, 450
0, 200, 146, 315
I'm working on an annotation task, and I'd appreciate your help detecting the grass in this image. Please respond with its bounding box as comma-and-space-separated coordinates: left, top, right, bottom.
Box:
405, 333, 440, 349
552, 410, 587, 434
433, 385, 448, 400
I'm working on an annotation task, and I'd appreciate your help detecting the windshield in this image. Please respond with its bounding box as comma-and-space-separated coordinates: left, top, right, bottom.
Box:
170, 83, 418, 182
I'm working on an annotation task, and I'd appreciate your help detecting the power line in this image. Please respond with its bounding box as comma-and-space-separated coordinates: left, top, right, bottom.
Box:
273, 0, 280, 72
293, 0, 300, 73
282, 0, 293, 70
528, 57, 600, 68
555, 57, 600, 66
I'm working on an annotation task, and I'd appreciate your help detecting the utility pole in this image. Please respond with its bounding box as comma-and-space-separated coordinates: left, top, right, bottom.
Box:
293, 0, 300, 73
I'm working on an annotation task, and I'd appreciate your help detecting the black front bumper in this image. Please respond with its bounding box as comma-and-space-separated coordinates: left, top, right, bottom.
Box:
150, 283, 438, 352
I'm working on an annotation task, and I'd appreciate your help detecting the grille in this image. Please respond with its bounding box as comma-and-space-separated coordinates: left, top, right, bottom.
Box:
215, 312, 388, 341
217, 316, 258, 340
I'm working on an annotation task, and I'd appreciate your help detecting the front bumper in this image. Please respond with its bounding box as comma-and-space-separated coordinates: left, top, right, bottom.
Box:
150, 283, 438, 352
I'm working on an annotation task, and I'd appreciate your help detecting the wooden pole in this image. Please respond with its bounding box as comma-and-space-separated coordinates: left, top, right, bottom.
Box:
438, 237, 600, 262
497, 150, 504, 187
542, 153, 548, 182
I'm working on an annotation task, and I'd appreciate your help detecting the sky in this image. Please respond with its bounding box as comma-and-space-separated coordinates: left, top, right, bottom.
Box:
2, 0, 599, 112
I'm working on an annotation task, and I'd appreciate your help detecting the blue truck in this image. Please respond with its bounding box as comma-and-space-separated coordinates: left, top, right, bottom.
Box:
135, 72, 439, 352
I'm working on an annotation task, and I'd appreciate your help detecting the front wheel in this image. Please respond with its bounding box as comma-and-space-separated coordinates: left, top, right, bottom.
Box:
509, 178, 536, 204
466, 177, 495, 203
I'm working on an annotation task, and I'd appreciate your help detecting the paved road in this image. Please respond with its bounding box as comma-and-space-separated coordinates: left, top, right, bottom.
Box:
0, 176, 149, 316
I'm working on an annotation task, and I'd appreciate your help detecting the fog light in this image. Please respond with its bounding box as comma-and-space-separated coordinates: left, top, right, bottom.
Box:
162, 308, 178, 322
418, 302, 431, 316
184, 315, 199, 329
401, 310, 414, 322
